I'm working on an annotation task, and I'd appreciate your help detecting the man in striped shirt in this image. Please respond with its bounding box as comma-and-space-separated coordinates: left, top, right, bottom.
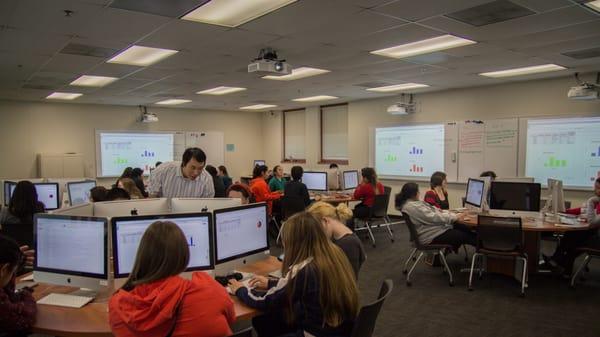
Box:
147, 147, 215, 198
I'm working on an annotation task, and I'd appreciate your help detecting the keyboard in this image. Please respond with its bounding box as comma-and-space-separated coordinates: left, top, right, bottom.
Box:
37, 293, 94, 308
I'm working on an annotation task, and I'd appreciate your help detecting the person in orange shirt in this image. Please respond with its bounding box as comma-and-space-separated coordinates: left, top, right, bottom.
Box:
109, 221, 235, 337
250, 165, 282, 216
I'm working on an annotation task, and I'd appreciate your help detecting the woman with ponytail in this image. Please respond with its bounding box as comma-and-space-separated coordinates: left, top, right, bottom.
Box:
352, 167, 384, 221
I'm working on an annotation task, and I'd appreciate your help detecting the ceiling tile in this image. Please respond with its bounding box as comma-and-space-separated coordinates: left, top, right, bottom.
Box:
372, 0, 495, 21
40, 53, 103, 73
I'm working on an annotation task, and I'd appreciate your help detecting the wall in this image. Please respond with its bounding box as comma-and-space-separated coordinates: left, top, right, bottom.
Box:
262, 76, 600, 214
0, 100, 264, 186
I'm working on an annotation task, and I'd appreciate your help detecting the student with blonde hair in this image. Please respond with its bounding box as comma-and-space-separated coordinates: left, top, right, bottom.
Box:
117, 178, 144, 199
307, 201, 366, 277
229, 212, 359, 337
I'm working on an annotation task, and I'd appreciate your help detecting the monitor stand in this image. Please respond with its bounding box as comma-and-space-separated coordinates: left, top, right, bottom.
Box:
214, 251, 270, 277
69, 288, 98, 298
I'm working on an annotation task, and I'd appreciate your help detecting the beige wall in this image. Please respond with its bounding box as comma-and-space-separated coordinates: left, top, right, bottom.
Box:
0, 100, 264, 186
262, 76, 600, 214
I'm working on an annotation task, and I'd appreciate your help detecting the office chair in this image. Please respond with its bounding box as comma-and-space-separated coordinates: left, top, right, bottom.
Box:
350, 279, 393, 337
355, 194, 393, 247
275, 195, 307, 243
570, 246, 600, 288
402, 212, 454, 286
229, 327, 253, 337
0, 222, 34, 247
469, 215, 527, 297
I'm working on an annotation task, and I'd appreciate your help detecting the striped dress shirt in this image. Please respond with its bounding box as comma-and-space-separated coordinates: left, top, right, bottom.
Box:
147, 161, 215, 198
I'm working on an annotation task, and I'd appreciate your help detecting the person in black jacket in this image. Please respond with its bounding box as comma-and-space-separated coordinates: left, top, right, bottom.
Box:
0, 181, 44, 226
283, 166, 311, 207
131, 168, 149, 198
205, 165, 226, 198
229, 211, 359, 337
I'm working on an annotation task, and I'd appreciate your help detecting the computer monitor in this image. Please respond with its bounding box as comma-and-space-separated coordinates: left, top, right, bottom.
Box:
213, 203, 269, 276
490, 181, 541, 216
302, 171, 328, 191
343, 170, 359, 190
112, 213, 214, 280
495, 177, 535, 183
170, 198, 241, 213
67, 180, 97, 206
34, 182, 60, 210
465, 178, 485, 208
33, 214, 108, 291
545, 178, 566, 214
93, 198, 170, 217
3, 180, 16, 206
253, 160, 266, 167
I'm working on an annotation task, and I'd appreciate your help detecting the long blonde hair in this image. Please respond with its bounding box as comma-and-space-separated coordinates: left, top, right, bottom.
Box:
281, 212, 359, 327
118, 178, 144, 199
307, 201, 353, 223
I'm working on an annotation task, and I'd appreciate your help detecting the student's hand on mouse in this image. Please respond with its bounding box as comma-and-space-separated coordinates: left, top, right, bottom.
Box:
19, 246, 35, 266
228, 279, 244, 293
248, 275, 269, 290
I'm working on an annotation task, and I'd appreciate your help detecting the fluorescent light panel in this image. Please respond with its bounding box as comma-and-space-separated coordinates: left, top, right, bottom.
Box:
371, 34, 476, 59
262, 67, 330, 81
46, 92, 82, 100
240, 104, 277, 110
155, 99, 191, 105
367, 83, 430, 92
70, 75, 118, 87
292, 95, 339, 102
479, 64, 566, 78
182, 0, 297, 27
107, 45, 178, 66
197, 86, 247, 95
585, 0, 600, 12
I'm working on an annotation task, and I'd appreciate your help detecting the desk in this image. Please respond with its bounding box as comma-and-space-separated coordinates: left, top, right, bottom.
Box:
28, 256, 281, 337
311, 193, 357, 205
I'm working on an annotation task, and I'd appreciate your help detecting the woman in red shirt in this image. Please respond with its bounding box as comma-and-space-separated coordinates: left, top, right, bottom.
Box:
424, 171, 449, 210
250, 165, 282, 216
352, 167, 384, 220
109, 221, 235, 337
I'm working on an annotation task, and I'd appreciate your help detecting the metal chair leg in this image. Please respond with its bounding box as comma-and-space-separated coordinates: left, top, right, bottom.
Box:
438, 249, 454, 286
468, 253, 480, 290
403, 248, 417, 274
406, 252, 424, 286
571, 254, 591, 288
520, 256, 527, 297
383, 216, 394, 242
365, 221, 376, 247
462, 245, 469, 263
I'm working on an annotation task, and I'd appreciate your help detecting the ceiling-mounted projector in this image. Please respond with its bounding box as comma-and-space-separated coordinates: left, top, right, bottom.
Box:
141, 113, 159, 123
387, 102, 415, 115
248, 47, 291, 75
568, 83, 599, 100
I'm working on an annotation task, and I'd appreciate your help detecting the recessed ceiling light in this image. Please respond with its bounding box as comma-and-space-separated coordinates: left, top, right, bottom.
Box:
370, 34, 477, 59
197, 86, 247, 95
585, 0, 600, 12
262, 67, 330, 81
478, 64, 566, 78
292, 95, 339, 102
240, 104, 277, 110
181, 0, 297, 27
46, 92, 82, 100
155, 99, 192, 105
367, 83, 430, 92
107, 45, 178, 66
70, 75, 119, 87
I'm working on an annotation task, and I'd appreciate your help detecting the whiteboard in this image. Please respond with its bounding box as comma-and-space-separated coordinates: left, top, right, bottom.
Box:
185, 131, 225, 167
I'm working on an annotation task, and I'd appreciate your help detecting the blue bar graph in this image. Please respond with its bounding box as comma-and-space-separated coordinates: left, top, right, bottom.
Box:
409, 146, 423, 155
141, 150, 155, 157
592, 146, 600, 157
188, 236, 195, 247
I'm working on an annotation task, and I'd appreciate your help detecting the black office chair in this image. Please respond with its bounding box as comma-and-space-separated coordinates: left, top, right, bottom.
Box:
350, 279, 393, 337
229, 327, 253, 337
0, 222, 34, 247
276, 195, 307, 243
355, 194, 392, 247
468, 215, 527, 296
402, 212, 454, 286
570, 246, 600, 288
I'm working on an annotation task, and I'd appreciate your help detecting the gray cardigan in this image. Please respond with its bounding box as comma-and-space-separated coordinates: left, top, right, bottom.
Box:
402, 200, 457, 244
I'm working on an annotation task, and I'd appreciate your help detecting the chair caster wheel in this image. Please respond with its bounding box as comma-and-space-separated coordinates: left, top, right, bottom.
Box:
372, 244, 376, 248
406, 281, 412, 287
402, 270, 408, 275
468, 287, 473, 291
391, 239, 395, 243
449, 282, 454, 287
519, 293, 525, 298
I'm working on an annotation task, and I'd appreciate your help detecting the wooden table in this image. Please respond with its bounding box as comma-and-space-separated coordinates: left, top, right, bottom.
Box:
27, 256, 282, 337
311, 193, 357, 205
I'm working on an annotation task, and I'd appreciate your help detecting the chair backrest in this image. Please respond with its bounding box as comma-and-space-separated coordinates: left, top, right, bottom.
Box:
229, 327, 253, 337
401, 212, 422, 247
371, 194, 389, 218
351, 279, 393, 337
1, 222, 33, 247
280, 195, 306, 220
383, 185, 392, 196
476, 215, 523, 252
461, 197, 466, 207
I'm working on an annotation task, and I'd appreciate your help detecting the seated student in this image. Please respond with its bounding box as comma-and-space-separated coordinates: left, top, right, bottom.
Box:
545, 177, 600, 275
109, 221, 235, 337
205, 165, 226, 198
226, 183, 255, 205
284, 166, 311, 207
229, 212, 359, 337
268, 165, 285, 193
396, 182, 474, 252
117, 178, 144, 199
327, 163, 341, 191
89, 186, 109, 202
218, 165, 233, 191
0, 235, 36, 336
307, 202, 366, 278
131, 168, 149, 198
480, 171, 497, 180
352, 167, 384, 219
424, 171, 449, 210
0, 181, 45, 226
106, 187, 131, 201
250, 165, 282, 216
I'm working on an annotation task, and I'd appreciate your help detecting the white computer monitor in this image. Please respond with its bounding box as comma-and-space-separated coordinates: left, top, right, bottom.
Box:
3, 180, 16, 206
343, 170, 359, 190
495, 177, 535, 183
33, 214, 108, 291
213, 203, 269, 276
170, 198, 241, 213
34, 182, 60, 210
67, 180, 97, 206
254, 160, 266, 167
489, 181, 541, 217
465, 178, 485, 208
546, 178, 566, 214
93, 198, 170, 218
302, 171, 328, 191
111, 213, 214, 280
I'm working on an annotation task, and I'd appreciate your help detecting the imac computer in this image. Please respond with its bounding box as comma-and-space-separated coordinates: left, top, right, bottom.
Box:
67, 180, 97, 206
543, 179, 566, 221
34, 182, 60, 210
302, 171, 328, 192
34, 214, 108, 303
93, 198, 170, 218
3, 180, 16, 206
253, 160, 266, 167
495, 177, 535, 183
112, 213, 214, 287
489, 181, 541, 217
465, 178, 487, 212
171, 198, 241, 213
343, 170, 359, 190
213, 203, 269, 276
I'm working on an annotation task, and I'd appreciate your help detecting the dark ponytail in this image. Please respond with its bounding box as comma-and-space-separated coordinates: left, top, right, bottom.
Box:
395, 182, 419, 210
361, 167, 378, 189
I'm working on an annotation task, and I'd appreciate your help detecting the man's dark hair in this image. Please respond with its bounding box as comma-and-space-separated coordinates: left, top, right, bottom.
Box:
106, 187, 131, 201
291, 166, 304, 181
155, 161, 162, 168
480, 171, 497, 179
205, 165, 218, 177
181, 148, 207, 166
253, 165, 268, 179
329, 163, 338, 169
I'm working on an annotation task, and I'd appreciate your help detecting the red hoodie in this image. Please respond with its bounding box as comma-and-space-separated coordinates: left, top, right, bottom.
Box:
109, 272, 235, 337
